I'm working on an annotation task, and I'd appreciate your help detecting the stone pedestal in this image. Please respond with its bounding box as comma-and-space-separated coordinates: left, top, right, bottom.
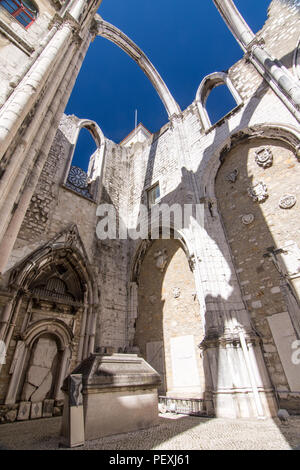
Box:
62, 353, 161, 442
60, 374, 85, 448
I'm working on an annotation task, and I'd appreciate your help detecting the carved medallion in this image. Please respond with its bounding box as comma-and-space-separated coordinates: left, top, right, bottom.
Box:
226, 168, 239, 183
153, 249, 168, 272
248, 182, 268, 203
279, 194, 296, 209
241, 214, 254, 225
172, 287, 181, 298
255, 147, 273, 168
149, 295, 157, 305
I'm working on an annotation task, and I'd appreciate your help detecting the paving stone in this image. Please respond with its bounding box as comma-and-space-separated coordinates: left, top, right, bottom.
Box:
0, 414, 300, 450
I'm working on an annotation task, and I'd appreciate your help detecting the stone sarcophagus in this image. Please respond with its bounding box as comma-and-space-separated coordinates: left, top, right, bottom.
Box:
61, 353, 161, 443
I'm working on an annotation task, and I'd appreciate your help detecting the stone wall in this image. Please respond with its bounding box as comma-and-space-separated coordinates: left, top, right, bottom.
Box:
215, 136, 300, 410
0, 0, 57, 108
1, 0, 300, 419
134, 239, 205, 398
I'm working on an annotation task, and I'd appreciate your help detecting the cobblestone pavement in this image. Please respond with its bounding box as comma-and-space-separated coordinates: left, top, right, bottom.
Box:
0, 414, 299, 450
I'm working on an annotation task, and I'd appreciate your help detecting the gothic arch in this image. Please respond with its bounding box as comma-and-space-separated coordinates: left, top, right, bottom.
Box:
4, 228, 99, 405
22, 319, 73, 351
130, 226, 193, 284
5, 319, 73, 405
195, 71, 243, 130
128, 233, 204, 398
95, 17, 181, 118
9, 227, 97, 305
64, 118, 106, 200
202, 123, 300, 198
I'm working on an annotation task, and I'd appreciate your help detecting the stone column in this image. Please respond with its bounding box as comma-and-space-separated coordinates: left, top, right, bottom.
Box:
83, 306, 92, 359
0, 37, 79, 235
5, 341, 27, 404
3, 294, 23, 346
54, 347, 71, 401
0, 296, 15, 340
127, 282, 138, 348
77, 304, 88, 364
212, 0, 300, 113
0, 0, 90, 156
0, 30, 92, 274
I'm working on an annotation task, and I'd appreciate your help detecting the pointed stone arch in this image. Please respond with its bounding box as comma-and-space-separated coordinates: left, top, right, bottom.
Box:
130, 227, 193, 284
195, 71, 243, 130
128, 233, 205, 400
203, 122, 300, 198
95, 17, 181, 119
63, 117, 106, 200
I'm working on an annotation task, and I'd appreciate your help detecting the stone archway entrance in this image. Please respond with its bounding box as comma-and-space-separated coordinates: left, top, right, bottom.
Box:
132, 238, 206, 411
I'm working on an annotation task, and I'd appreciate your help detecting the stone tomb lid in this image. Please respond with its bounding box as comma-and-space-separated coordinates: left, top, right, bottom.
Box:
63, 354, 161, 391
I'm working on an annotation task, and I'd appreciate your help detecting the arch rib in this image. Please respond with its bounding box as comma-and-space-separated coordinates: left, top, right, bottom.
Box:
95, 16, 181, 118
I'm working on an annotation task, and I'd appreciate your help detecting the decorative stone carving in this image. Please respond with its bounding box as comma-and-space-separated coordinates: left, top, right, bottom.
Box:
172, 287, 181, 298
226, 168, 239, 183
17, 402, 31, 421
66, 227, 78, 247
133, 240, 152, 280
255, 147, 273, 168
248, 182, 268, 203
149, 295, 157, 305
66, 166, 94, 200
188, 254, 201, 271
43, 399, 54, 418
153, 249, 168, 272
69, 374, 83, 407
241, 214, 254, 225
30, 402, 43, 420
279, 194, 296, 209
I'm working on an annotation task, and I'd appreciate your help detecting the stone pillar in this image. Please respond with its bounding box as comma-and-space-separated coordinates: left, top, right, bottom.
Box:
0, 21, 73, 156
60, 374, 85, 448
0, 0, 92, 156
77, 305, 88, 363
127, 282, 138, 348
0, 30, 92, 274
54, 348, 71, 401
5, 341, 27, 405
3, 295, 23, 351
83, 306, 92, 359
0, 296, 15, 340
0, 38, 79, 238
212, 0, 300, 113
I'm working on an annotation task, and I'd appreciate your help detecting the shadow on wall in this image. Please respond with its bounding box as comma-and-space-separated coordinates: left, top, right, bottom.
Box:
132, 238, 206, 401
122, 32, 300, 448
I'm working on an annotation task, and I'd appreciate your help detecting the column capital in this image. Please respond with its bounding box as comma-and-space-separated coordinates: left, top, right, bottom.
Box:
245, 37, 265, 60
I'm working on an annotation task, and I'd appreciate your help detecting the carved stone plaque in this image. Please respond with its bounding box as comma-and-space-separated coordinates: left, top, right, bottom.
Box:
170, 336, 200, 389
241, 214, 254, 225
248, 182, 268, 203
226, 168, 239, 183
153, 249, 168, 272
255, 147, 273, 168
279, 194, 296, 209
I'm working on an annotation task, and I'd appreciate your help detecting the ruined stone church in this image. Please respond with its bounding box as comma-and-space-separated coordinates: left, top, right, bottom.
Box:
0, 0, 300, 426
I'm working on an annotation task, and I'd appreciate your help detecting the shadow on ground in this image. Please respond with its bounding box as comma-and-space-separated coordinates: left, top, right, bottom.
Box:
0, 414, 300, 450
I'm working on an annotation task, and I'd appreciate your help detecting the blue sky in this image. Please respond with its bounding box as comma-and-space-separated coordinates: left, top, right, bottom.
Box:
66, 0, 270, 170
